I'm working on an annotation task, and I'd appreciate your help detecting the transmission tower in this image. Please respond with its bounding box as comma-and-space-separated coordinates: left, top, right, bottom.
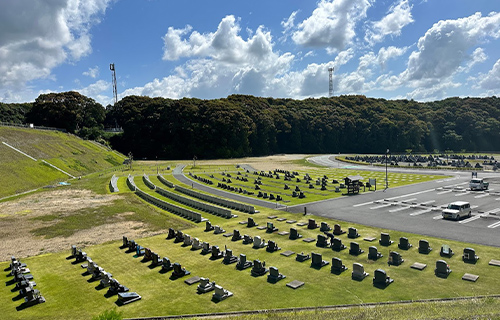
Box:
328, 67, 334, 97
110, 63, 118, 105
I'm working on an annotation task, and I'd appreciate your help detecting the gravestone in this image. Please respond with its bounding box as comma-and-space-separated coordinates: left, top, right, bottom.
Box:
331, 257, 347, 274
210, 246, 224, 260
243, 234, 253, 244
266, 240, 281, 252
191, 238, 202, 250
201, 242, 212, 255
223, 248, 238, 264
232, 229, 242, 241
316, 234, 329, 248
373, 269, 393, 288
183, 234, 193, 247
253, 236, 267, 249
462, 248, 479, 263
332, 238, 346, 251
128, 240, 137, 251
143, 248, 153, 262
379, 232, 393, 246
352, 263, 369, 280
197, 277, 216, 293
100, 272, 113, 287
236, 254, 253, 270
122, 236, 129, 248
435, 260, 452, 278
75, 249, 87, 262
267, 266, 286, 283
311, 252, 329, 269
205, 221, 215, 232
296, 252, 310, 262
440, 244, 454, 257
289, 228, 302, 240
162, 257, 173, 272
247, 217, 258, 227
320, 222, 331, 232
174, 230, 184, 243
388, 251, 404, 266
166, 228, 176, 239
71, 245, 77, 257
170, 262, 190, 279
349, 242, 364, 256
214, 225, 225, 234
307, 219, 318, 229
333, 224, 346, 235
251, 259, 269, 276
398, 237, 412, 250
286, 280, 305, 289
108, 278, 129, 294
418, 239, 432, 254
266, 222, 278, 233
212, 285, 233, 301
151, 252, 162, 267
347, 227, 360, 239
368, 246, 383, 260
117, 292, 141, 305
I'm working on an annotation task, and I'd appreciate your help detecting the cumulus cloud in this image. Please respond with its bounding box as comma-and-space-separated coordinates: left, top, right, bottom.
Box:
365, 0, 414, 45
291, 0, 372, 52
83, 66, 100, 78
403, 12, 500, 82
474, 59, 500, 95
281, 10, 298, 41
0, 0, 113, 91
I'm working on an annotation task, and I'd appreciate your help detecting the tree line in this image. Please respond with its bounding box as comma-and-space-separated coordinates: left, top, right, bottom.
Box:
2, 92, 500, 159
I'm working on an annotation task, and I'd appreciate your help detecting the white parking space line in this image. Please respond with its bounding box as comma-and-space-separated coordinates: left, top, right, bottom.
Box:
474, 193, 489, 199
455, 191, 470, 197
370, 203, 393, 210
386, 189, 435, 201
496, 198, 500, 201
437, 190, 452, 195
353, 201, 374, 207
459, 215, 482, 224
389, 206, 410, 213
488, 221, 500, 228
410, 209, 433, 216
420, 200, 435, 205
433, 215, 443, 220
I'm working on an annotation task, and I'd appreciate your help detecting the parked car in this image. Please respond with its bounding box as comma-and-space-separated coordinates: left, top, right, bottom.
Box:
442, 201, 471, 220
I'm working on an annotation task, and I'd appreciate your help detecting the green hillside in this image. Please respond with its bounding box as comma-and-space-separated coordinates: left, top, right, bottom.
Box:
0, 126, 126, 199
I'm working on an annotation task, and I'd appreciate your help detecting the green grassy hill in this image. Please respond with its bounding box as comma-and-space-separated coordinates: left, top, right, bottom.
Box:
0, 126, 126, 199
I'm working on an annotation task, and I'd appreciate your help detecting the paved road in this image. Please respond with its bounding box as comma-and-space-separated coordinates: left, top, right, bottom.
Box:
174, 156, 500, 247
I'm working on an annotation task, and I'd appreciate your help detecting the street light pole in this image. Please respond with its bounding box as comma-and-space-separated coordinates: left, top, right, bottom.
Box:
385, 148, 389, 190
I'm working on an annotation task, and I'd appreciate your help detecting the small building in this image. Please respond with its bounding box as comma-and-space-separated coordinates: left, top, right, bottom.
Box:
344, 175, 363, 194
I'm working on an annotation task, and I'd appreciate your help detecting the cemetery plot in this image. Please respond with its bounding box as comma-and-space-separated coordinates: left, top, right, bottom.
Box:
185, 166, 443, 206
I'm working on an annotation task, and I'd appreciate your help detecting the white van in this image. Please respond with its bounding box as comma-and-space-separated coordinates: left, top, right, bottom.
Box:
442, 201, 471, 220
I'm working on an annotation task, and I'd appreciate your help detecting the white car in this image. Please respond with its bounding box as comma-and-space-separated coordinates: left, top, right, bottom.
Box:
442, 201, 471, 220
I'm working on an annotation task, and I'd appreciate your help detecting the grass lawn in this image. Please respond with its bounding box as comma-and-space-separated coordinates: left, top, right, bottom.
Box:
2, 156, 499, 320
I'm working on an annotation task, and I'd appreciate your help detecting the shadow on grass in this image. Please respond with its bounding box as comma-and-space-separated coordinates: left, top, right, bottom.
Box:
6, 278, 16, 286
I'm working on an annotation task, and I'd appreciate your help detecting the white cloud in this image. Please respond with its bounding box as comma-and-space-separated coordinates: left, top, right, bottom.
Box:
291, 0, 372, 52
377, 46, 407, 69
403, 12, 500, 82
281, 10, 298, 41
83, 66, 100, 78
0, 0, 113, 94
474, 58, 500, 95
333, 48, 355, 68
365, 0, 414, 45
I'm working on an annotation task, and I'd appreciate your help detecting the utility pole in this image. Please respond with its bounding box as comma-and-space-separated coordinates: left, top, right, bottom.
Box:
385, 149, 389, 190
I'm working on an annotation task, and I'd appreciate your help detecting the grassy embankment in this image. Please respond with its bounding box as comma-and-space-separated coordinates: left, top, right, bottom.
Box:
0, 126, 126, 199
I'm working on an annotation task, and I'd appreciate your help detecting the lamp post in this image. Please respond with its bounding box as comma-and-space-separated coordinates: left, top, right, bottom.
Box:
385, 149, 389, 190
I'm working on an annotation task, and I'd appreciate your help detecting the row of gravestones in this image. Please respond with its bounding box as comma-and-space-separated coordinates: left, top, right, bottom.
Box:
175, 184, 256, 214
191, 173, 214, 185
134, 186, 205, 222
5, 256, 45, 309
70, 245, 141, 305
157, 173, 175, 188
218, 182, 255, 197
144, 175, 233, 218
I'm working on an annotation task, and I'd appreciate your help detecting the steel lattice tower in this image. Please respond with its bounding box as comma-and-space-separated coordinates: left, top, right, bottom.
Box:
110, 63, 118, 105
328, 67, 334, 97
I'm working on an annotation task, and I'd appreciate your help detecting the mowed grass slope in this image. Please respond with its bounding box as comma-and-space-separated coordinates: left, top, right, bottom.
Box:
0, 126, 126, 198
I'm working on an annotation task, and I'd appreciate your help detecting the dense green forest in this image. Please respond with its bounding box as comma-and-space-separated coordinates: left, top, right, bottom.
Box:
2, 92, 500, 159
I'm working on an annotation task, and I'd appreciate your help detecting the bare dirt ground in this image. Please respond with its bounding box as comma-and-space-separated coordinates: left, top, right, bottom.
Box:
0, 189, 163, 262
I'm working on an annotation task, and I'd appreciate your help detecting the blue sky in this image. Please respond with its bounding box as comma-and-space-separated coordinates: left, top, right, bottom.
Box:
1, 0, 499, 105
